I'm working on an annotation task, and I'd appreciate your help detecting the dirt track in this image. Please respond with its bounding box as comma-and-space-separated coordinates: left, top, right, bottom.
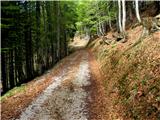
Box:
2, 50, 107, 120
2, 32, 107, 120
17, 51, 91, 120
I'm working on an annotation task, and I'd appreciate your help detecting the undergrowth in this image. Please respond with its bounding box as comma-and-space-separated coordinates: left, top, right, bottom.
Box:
1, 85, 26, 102
89, 28, 160, 119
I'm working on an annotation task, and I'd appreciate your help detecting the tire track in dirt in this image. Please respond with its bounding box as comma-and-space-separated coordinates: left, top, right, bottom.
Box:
87, 49, 108, 120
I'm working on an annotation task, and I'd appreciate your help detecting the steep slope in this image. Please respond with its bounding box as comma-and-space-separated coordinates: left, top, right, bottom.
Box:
88, 26, 160, 119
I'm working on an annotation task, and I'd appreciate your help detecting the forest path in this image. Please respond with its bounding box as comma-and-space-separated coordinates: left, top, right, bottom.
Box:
8, 50, 107, 120
68, 36, 89, 51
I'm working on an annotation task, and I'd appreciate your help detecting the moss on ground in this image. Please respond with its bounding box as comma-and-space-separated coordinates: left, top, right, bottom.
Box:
1, 85, 26, 102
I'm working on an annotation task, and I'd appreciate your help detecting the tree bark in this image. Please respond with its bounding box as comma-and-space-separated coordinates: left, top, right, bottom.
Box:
99, 21, 104, 36
24, 2, 34, 81
9, 49, 15, 89
135, 0, 141, 23
36, 1, 41, 72
1, 53, 8, 93
56, 1, 60, 60
122, 0, 126, 32
118, 0, 122, 32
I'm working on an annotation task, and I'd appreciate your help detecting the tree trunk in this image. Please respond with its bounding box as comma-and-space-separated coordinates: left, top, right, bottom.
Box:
64, 30, 67, 56
36, 1, 41, 72
107, 9, 113, 31
25, 2, 34, 81
97, 24, 100, 36
42, 2, 46, 32
14, 48, 18, 86
99, 21, 103, 36
128, 2, 133, 22
1, 53, 8, 93
16, 47, 25, 84
122, 0, 126, 32
29, 10, 34, 79
56, 1, 60, 60
9, 49, 15, 89
118, 0, 122, 32
109, 20, 112, 30
135, 0, 141, 23
102, 22, 106, 35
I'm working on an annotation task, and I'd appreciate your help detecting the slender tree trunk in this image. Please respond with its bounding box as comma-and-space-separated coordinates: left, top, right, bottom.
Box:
135, 0, 141, 23
57, 1, 60, 60
64, 30, 67, 56
96, 2, 102, 36
46, 2, 51, 68
53, 2, 57, 63
46, 48, 50, 68
14, 48, 18, 85
107, 9, 113, 31
102, 22, 106, 35
109, 20, 112, 30
24, 2, 29, 81
128, 2, 133, 22
29, 26, 34, 77
41, 2, 47, 73
42, 2, 46, 32
122, 0, 126, 32
118, 0, 122, 32
16, 12, 25, 84
97, 24, 100, 36
36, 1, 41, 73
25, 29, 29, 81
99, 21, 103, 36
24, 2, 34, 81
1, 27, 8, 93
16, 48, 25, 84
9, 49, 15, 89
1, 53, 8, 93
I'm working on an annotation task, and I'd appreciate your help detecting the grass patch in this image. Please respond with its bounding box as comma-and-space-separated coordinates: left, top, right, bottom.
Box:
1, 84, 26, 102
118, 73, 130, 97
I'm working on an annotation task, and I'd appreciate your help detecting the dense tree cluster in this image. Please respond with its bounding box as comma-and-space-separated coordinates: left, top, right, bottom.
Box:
1, 1, 77, 94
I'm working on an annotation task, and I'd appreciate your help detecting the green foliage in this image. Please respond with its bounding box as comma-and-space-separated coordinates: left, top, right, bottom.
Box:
76, 0, 117, 35
0, 84, 26, 102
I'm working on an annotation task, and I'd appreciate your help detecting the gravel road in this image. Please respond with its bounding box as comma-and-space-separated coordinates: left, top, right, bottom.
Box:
16, 51, 91, 120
